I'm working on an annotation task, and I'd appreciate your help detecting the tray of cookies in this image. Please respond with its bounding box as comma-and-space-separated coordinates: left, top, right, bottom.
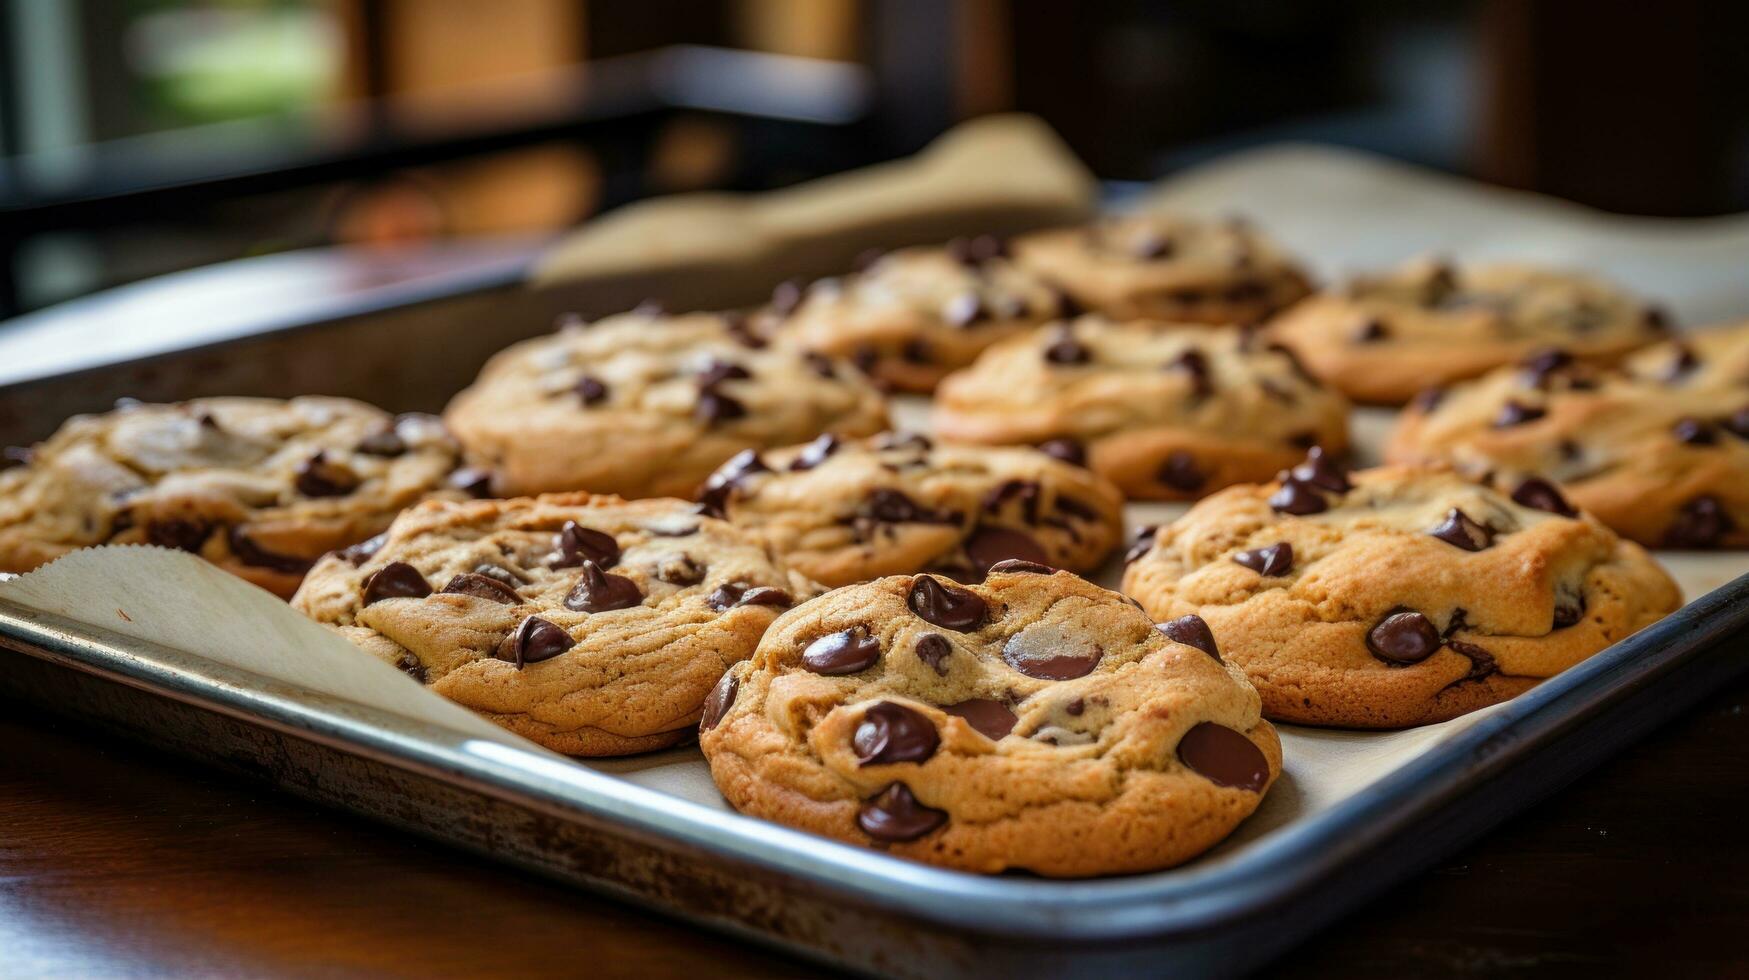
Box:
0, 122, 1746, 978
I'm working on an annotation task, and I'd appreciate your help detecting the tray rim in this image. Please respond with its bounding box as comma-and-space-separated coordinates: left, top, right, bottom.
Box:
2, 570, 1744, 946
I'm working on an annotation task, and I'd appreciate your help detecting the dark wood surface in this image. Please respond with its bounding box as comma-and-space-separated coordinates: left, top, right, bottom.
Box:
3, 674, 1747, 979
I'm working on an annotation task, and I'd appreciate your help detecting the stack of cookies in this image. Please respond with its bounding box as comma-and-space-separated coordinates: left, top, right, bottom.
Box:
0, 208, 1714, 878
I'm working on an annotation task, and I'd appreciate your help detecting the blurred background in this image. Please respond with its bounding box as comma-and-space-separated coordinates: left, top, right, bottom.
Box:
3, 0, 1747, 318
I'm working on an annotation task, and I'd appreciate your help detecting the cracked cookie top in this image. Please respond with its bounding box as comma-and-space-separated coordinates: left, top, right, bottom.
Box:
762, 240, 1067, 393
1266, 258, 1667, 405
697, 432, 1125, 586
1012, 212, 1312, 325
698, 563, 1280, 877
293, 492, 819, 756
1122, 452, 1679, 728
0, 396, 469, 597
443, 308, 888, 499
932, 315, 1350, 500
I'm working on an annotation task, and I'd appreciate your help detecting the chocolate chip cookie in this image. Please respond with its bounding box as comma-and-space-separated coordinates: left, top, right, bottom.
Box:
1387, 341, 1749, 548
443, 308, 889, 499
1122, 451, 1680, 728
761, 240, 1067, 393
698, 563, 1280, 876
1011, 212, 1312, 325
698, 432, 1125, 586
0, 397, 471, 597
931, 315, 1350, 501
293, 492, 818, 755
1265, 258, 1667, 405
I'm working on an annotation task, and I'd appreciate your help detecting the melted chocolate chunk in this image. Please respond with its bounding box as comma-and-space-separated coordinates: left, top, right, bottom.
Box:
1042, 328, 1090, 365
338, 533, 387, 566
576, 375, 610, 405
943, 698, 1017, 740
802, 627, 883, 674
1037, 438, 1086, 467
1351, 318, 1389, 343
441, 572, 521, 604
915, 633, 952, 674
1493, 400, 1547, 428
789, 433, 840, 471
853, 702, 940, 766
982, 479, 1040, 521
705, 582, 793, 610
394, 652, 428, 684
1290, 446, 1351, 493
1511, 477, 1577, 517
1664, 496, 1733, 548
551, 521, 620, 569
563, 560, 643, 612
863, 488, 950, 524
695, 390, 746, 424
1157, 450, 1206, 492
987, 558, 1053, 575
1519, 348, 1573, 387
1664, 344, 1700, 381
1232, 541, 1294, 577
295, 452, 360, 498
1428, 508, 1494, 551
1002, 625, 1100, 680
507, 616, 574, 667
1673, 417, 1717, 445
906, 576, 988, 631
148, 519, 210, 553
363, 561, 432, 605
696, 358, 752, 389
228, 529, 314, 573
1366, 609, 1442, 664
699, 672, 738, 732
1167, 348, 1213, 397
857, 783, 947, 842
355, 427, 406, 457
1124, 525, 1158, 564
1268, 477, 1328, 516
1157, 614, 1220, 660
963, 526, 1049, 576
698, 449, 768, 517
1553, 592, 1587, 629
1177, 722, 1269, 791
449, 467, 492, 498
942, 292, 986, 328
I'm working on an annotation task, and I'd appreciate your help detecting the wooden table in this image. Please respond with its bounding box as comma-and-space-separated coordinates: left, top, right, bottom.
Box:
4, 675, 1746, 978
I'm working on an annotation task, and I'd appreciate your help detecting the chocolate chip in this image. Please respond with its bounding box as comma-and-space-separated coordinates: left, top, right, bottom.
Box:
943, 698, 1017, 740
1519, 348, 1573, 387
853, 702, 939, 766
942, 292, 986, 328
295, 452, 360, 498
576, 375, 610, 405
695, 390, 746, 424
987, 558, 1053, 575
802, 627, 882, 674
1664, 344, 1700, 381
551, 521, 620, 569
964, 526, 1049, 576
864, 488, 948, 524
1124, 525, 1157, 564
803, 351, 837, 379
363, 561, 431, 605
1177, 723, 1269, 792
394, 652, 428, 684
1644, 305, 1672, 332
699, 672, 738, 732
1167, 348, 1213, 396
702, 581, 792, 610
1042, 328, 1090, 365
851, 346, 880, 374
770, 279, 804, 317
449, 467, 492, 498
1558, 439, 1583, 462
1002, 624, 1100, 680
1673, 418, 1717, 445
789, 433, 840, 471
1493, 400, 1547, 428
1553, 593, 1586, 629
1268, 478, 1328, 516
914, 634, 951, 675
563, 561, 643, 612
1232, 541, 1294, 576
355, 428, 406, 457
698, 449, 768, 517
1723, 407, 1749, 440
900, 339, 933, 364
507, 616, 574, 667
1051, 287, 1083, 319
1351, 318, 1389, 343
1664, 496, 1733, 548
148, 519, 210, 553
1290, 446, 1352, 493
339, 533, 387, 566
1157, 451, 1206, 492
1054, 495, 1098, 523
1130, 230, 1174, 260
981, 479, 1040, 521
655, 555, 705, 586
1367, 609, 1442, 664
228, 528, 314, 573
1157, 614, 1220, 660
1511, 477, 1577, 517
441, 572, 520, 604
1428, 508, 1494, 551
1411, 387, 1446, 413
906, 576, 988, 631
1037, 438, 1086, 467
1065, 698, 1085, 716
857, 783, 947, 842
696, 359, 752, 390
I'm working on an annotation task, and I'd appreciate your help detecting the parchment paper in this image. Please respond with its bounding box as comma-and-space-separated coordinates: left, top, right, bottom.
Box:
2, 143, 1746, 869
